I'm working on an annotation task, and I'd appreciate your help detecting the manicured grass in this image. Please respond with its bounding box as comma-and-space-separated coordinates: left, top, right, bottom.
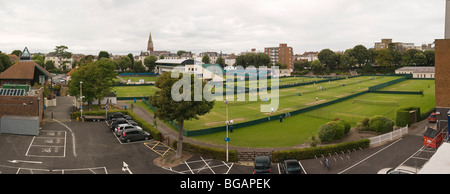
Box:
190, 78, 435, 148
111, 85, 159, 97
184, 76, 403, 130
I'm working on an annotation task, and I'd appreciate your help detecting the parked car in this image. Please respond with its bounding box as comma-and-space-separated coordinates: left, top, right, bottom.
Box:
377, 165, 417, 174
115, 124, 142, 137
279, 159, 304, 174
107, 112, 125, 121
124, 115, 132, 120
428, 113, 437, 123
253, 156, 272, 174
120, 128, 151, 143
108, 118, 129, 130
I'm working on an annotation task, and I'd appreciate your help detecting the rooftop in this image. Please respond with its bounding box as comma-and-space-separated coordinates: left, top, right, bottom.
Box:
395, 66, 435, 73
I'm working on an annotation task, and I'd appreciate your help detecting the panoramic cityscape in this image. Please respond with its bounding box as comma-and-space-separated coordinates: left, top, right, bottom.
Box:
0, 0, 448, 191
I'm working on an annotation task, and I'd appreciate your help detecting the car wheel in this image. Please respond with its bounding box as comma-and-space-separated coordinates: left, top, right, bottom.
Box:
145, 136, 149, 141
126, 138, 131, 143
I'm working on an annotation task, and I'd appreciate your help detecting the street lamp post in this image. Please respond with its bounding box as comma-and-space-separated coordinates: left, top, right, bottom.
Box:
224, 100, 233, 162
80, 81, 83, 119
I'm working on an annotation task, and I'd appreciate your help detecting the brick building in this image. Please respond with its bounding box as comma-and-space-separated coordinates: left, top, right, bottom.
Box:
265, 43, 294, 69
0, 48, 51, 135
434, 0, 450, 124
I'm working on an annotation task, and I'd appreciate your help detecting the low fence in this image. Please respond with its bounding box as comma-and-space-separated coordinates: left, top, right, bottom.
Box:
369, 125, 409, 146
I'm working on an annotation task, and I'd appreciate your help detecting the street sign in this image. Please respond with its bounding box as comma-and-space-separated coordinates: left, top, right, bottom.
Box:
224, 137, 230, 142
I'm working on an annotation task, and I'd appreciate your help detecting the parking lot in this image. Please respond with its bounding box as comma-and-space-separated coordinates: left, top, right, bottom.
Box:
0, 113, 430, 175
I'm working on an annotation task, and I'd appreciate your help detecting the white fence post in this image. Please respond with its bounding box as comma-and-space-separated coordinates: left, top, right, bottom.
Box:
369, 126, 409, 146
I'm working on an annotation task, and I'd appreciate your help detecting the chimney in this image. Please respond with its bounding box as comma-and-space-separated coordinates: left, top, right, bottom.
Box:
446, 0, 450, 39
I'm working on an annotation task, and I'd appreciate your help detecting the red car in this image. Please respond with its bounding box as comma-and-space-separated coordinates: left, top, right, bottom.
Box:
428, 113, 437, 123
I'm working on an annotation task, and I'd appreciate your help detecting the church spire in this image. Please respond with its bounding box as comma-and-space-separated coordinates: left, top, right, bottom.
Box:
147, 32, 154, 52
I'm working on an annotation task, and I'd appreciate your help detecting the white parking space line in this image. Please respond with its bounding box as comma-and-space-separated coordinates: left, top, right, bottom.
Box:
338, 138, 403, 174
185, 161, 194, 174
200, 156, 215, 174
25, 131, 67, 158
299, 161, 307, 174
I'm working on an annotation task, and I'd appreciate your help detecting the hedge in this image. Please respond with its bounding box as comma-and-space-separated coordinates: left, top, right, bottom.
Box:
395, 107, 421, 127
173, 140, 238, 162
272, 139, 370, 162
368, 115, 395, 133
71, 110, 162, 141
318, 120, 351, 143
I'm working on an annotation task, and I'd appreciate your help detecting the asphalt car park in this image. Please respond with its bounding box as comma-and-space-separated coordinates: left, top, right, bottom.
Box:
0, 115, 430, 174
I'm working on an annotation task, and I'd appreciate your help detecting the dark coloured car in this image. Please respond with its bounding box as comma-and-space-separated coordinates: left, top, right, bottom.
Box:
120, 128, 151, 143
280, 159, 304, 174
253, 156, 272, 174
107, 112, 125, 121
108, 118, 129, 130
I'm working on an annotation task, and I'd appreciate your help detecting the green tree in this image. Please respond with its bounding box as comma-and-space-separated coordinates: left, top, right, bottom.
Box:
311, 60, 324, 74
413, 53, 427, 66
402, 49, 422, 66
202, 55, 211, 64
423, 50, 435, 66
133, 60, 146, 73
216, 56, 225, 68
144, 55, 158, 73
67, 58, 117, 107
149, 72, 214, 159
54, 45, 72, 59
235, 55, 246, 67
32, 54, 45, 66
340, 52, 356, 71
98, 51, 110, 61
351, 45, 370, 66
118, 56, 131, 72
11, 50, 22, 57
127, 53, 135, 69
255, 53, 271, 67
177, 50, 187, 57
318, 49, 338, 70
375, 49, 394, 67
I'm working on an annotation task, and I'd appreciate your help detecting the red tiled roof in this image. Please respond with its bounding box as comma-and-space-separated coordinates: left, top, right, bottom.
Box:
0, 61, 53, 80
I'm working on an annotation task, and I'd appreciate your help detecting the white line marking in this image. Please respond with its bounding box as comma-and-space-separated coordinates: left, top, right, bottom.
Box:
299, 161, 307, 174
225, 163, 234, 174
338, 138, 403, 174
25, 136, 36, 156
185, 161, 194, 174
200, 156, 215, 174
54, 120, 75, 157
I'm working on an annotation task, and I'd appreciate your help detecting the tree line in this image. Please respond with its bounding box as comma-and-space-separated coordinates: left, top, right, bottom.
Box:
294, 44, 435, 75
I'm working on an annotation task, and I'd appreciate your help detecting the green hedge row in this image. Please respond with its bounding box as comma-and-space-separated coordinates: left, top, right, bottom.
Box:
71, 110, 162, 141
173, 140, 238, 162
395, 107, 420, 127
272, 139, 370, 162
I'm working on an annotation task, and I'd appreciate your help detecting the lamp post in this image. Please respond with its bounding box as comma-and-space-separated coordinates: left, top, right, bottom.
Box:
80, 81, 83, 119
224, 100, 233, 162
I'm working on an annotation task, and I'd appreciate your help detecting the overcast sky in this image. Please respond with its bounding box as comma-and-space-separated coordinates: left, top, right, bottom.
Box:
0, 0, 445, 55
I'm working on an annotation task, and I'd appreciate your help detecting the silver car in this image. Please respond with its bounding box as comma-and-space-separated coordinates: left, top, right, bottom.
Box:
115, 124, 142, 137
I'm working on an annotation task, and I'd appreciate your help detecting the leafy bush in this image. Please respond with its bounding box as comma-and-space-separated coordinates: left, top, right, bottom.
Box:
318, 120, 350, 142
368, 115, 395, 133
318, 123, 335, 142
336, 120, 351, 134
